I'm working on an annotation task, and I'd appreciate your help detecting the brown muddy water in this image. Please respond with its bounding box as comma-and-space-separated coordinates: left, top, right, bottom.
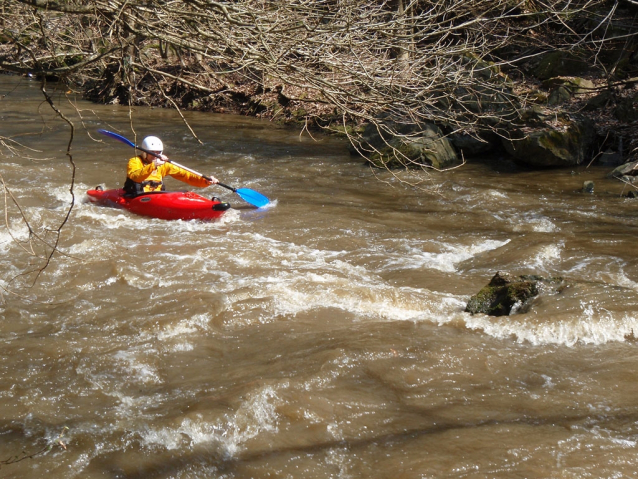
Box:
3, 76, 638, 478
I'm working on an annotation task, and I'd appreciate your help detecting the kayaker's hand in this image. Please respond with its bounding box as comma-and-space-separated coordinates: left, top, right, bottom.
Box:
153, 158, 165, 168
206, 176, 219, 185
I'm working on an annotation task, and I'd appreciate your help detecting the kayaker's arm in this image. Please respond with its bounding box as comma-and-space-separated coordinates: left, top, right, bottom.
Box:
162, 161, 219, 188
202, 175, 219, 186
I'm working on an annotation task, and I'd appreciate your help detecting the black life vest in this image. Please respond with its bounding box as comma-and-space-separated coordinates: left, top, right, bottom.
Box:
123, 177, 165, 196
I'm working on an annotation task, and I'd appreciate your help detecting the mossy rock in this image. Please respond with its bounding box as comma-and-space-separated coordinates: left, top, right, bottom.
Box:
534, 52, 590, 80
547, 86, 573, 106
466, 272, 564, 316
332, 124, 364, 136
541, 76, 595, 94
502, 111, 595, 167
608, 160, 638, 178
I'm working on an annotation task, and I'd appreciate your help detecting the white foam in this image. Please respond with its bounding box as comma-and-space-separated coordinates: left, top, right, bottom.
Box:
382, 239, 511, 273
49, 183, 79, 206
67, 238, 117, 256
171, 342, 194, 352
522, 242, 564, 271
487, 190, 508, 199
462, 306, 638, 346
115, 267, 159, 289
608, 271, 638, 290
112, 350, 161, 384
1, 217, 32, 243
512, 213, 558, 233
261, 270, 465, 323
140, 385, 280, 457
74, 204, 139, 229
0, 229, 17, 253
156, 313, 213, 340
258, 198, 277, 209
188, 233, 472, 324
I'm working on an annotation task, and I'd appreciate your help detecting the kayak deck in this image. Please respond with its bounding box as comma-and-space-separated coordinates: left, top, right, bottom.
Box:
86, 188, 230, 221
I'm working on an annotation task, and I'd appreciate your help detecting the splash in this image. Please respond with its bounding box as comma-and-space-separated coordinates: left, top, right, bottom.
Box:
139, 385, 281, 457
382, 239, 511, 273
512, 213, 559, 233
462, 302, 638, 346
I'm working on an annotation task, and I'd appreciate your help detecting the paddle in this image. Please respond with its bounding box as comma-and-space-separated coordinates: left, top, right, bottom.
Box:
97, 129, 270, 208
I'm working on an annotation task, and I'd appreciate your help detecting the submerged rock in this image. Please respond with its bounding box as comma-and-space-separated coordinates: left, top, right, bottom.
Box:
466, 272, 564, 316
583, 180, 594, 193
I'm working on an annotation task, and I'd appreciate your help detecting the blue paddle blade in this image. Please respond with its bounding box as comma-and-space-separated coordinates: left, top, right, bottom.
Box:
97, 129, 136, 148
236, 188, 270, 208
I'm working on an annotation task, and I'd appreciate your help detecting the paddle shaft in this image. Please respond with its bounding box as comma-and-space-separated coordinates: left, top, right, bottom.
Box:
135, 144, 237, 193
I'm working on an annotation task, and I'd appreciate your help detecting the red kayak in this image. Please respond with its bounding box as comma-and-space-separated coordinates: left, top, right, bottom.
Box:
86, 188, 231, 221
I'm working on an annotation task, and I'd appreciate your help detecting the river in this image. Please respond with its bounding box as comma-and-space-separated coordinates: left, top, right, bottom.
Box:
2, 75, 638, 478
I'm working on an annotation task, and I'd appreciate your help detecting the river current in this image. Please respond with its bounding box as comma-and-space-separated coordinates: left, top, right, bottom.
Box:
3, 76, 638, 478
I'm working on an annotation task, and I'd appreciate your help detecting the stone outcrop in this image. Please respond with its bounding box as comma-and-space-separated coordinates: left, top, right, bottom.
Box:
534, 52, 590, 80
501, 107, 595, 167
543, 77, 595, 107
355, 121, 461, 170
353, 71, 602, 170
608, 159, 638, 179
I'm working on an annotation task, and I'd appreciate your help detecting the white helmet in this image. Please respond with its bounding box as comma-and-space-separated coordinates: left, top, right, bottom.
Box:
141, 136, 163, 153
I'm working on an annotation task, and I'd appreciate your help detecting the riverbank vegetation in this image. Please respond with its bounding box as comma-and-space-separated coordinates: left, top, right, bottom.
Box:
2, 0, 638, 172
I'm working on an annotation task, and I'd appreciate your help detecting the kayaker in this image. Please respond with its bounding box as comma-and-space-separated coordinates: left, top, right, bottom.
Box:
123, 136, 219, 196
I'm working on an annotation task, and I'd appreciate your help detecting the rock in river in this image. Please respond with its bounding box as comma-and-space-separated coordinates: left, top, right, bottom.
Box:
466, 271, 564, 316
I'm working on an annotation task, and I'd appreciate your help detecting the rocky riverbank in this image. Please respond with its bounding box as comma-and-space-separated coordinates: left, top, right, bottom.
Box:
83, 52, 638, 176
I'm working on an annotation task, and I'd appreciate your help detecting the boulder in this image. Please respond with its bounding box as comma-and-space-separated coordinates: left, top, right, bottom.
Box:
501, 108, 595, 167
534, 51, 590, 80
614, 95, 638, 122
608, 159, 638, 178
357, 121, 461, 170
543, 77, 595, 107
541, 76, 595, 94
466, 272, 564, 316
449, 131, 499, 156
585, 90, 614, 111
547, 86, 573, 106
582, 180, 594, 193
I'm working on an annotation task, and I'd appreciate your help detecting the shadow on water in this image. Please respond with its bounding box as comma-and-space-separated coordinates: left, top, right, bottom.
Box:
88, 410, 638, 478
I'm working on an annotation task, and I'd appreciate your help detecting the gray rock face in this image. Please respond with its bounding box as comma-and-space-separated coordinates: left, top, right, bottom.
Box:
358, 121, 461, 170
608, 160, 638, 179
501, 108, 595, 167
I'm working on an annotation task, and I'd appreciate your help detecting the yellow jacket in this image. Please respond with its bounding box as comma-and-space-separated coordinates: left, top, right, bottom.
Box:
126, 156, 210, 193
